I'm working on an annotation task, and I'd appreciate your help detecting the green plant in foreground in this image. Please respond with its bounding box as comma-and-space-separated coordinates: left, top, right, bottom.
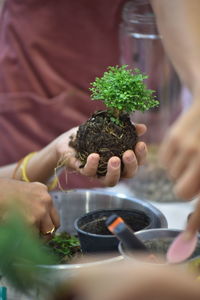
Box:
90, 65, 159, 119
0, 207, 56, 294
47, 233, 81, 263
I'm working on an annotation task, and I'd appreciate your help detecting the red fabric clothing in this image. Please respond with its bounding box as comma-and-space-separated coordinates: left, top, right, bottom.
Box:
0, 0, 126, 188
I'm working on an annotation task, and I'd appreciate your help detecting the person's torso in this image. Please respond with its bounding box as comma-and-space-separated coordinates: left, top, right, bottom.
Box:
0, 0, 127, 188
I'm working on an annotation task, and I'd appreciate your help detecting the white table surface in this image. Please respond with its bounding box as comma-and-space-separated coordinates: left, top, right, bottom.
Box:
101, 183, 197, 230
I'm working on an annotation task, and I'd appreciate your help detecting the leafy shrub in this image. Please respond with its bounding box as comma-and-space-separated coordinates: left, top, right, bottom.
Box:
90, 65, 159, 114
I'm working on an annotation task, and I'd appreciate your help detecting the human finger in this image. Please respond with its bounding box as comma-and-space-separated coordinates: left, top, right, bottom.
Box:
134, 142, 147, 166
50, 206, 60, 229
174, 160, 200, 199
53, 263, 200, 300
159, 132, 179, 168
186, 199, 200, 235
123, 268, 200, 300
80, 153, 100, 177
102, 156, 121, 187
121, 150, 138, 178
135, 124, 147, 136
167, 150, 190, 180
40, 214, 55, 235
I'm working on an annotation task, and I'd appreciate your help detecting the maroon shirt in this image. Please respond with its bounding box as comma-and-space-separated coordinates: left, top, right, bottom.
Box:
0, 0, 126, 188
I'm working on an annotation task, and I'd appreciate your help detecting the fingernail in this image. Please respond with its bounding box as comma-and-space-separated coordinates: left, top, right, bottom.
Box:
111, 160, 120, 168
125, 155, 135, 163
139, 144, 145, 152
90, 154, 98, 161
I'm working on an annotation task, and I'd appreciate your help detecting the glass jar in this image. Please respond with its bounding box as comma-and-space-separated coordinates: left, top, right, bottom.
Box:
119, 0, 191, 202
120, 0, 185, 144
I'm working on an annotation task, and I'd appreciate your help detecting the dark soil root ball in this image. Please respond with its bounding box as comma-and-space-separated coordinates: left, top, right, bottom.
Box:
70, 110, 138, 176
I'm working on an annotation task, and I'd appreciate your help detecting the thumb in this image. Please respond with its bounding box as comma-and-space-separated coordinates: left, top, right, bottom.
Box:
186, 199, 200, 235
135, 124, 147, 136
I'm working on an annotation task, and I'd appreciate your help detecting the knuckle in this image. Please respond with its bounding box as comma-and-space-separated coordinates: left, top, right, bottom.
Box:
107, 181, 117, 188
122, 169, 137, 179
33, 182, 49, 195
104, 176, 119, 187
168, 132, 180, 145
43, 194, 52, 205
26, 215, 36, 225
33, 181, 46, 188
37, 192, 52, 207
184, 144, 197, 156
38, 206, 47, 219
37, 208, 47, 220
138, 158, 146, 166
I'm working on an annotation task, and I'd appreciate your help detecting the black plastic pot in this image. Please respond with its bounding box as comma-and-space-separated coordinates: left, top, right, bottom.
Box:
74, 208, 163, 254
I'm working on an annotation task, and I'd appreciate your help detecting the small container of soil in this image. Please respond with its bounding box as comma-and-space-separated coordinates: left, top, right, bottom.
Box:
74, 208, 153, 254
119, 228, 200, 264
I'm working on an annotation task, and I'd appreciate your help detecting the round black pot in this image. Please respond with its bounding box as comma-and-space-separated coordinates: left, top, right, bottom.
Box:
74, 208, 162, 254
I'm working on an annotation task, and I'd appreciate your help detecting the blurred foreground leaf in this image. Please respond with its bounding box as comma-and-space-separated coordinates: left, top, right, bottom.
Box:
0, 207, 56, 294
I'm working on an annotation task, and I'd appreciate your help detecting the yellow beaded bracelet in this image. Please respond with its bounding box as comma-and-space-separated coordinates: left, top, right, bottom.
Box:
20, 152, 37, 182
20, 151, 58, 190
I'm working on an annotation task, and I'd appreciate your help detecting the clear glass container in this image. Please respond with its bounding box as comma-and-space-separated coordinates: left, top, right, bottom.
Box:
119, 0, 191, 202
120, 0, 184, 144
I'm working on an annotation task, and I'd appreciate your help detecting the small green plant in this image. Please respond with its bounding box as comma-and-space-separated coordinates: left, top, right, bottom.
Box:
0, 207, 56, 294
90, 65, 159, 120
47, 233, 81, 263
70, 64, 159, 176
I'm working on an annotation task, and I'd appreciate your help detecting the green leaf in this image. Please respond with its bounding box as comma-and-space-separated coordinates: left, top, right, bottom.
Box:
0, 207, 56, 294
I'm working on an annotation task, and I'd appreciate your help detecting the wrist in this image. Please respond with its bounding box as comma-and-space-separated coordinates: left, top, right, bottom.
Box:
187, 65, 200, 98
192, 88, 200, 106
48, 141, 59, 166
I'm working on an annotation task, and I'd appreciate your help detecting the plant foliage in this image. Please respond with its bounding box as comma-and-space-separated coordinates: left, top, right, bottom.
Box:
90, 65, 159, 114
0, 207, 56, 294
47, 233, 81, 264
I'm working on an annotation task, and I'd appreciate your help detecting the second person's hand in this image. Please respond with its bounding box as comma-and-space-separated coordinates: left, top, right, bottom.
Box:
159, 103, 200, 200
0, 179, 60, 234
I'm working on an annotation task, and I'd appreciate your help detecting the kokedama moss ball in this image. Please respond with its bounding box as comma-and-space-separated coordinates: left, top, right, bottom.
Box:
69, 65, 158, 177
70, 110, 137, 176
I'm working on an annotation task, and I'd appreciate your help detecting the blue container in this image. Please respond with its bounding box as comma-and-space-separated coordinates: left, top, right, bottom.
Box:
0, 287, 7, 300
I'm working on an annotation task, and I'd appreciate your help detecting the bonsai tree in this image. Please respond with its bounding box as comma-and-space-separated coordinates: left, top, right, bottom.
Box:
70, 65, 159, 176
90, 65, 158, 121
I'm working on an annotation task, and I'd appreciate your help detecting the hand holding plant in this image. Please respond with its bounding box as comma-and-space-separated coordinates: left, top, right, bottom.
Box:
54, 124, 147, 186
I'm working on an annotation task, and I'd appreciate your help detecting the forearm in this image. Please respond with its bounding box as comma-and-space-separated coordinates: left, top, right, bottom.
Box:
0, 164, 16, 178
151, 0, 200, 98
0, 142, 59, 183
17, 142, 58, 183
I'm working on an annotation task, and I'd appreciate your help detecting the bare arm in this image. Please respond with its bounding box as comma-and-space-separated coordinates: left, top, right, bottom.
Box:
151, 0, 200, 200
0, 126, 147, 187
151, 0, 200, 96
0, 141, 58, 183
